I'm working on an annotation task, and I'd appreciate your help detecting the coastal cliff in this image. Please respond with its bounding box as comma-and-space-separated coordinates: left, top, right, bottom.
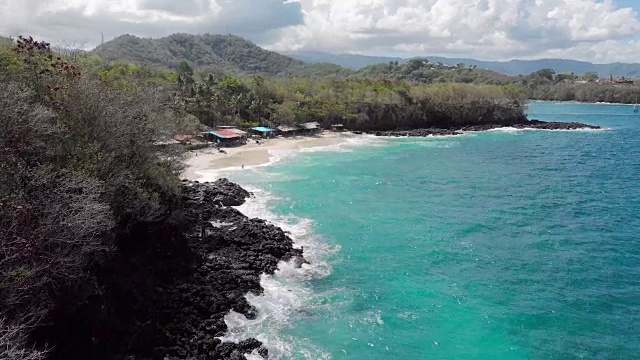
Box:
38, 179, 302, 360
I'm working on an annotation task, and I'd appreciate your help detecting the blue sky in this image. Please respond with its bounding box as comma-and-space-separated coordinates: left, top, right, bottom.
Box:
614, 0, 639, 11
1, 0, 640, 63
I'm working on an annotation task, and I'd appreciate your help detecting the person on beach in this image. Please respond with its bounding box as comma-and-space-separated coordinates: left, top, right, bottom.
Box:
241, 164, 244, 169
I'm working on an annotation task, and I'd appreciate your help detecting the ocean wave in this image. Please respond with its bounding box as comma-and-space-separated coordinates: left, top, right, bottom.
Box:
376, 132, 467, 139
218, 187, 338, 359
199, 135, 386, 180
389, 139, 462, 148
480, 126, 612, 134
268, 134, 387, 164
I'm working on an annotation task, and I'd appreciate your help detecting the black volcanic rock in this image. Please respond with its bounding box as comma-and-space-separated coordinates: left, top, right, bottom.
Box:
460, 120, 599, 131
199, 178, 252, 206
515, 120, 600, 130
373, 128, 462, 137
374, 120, 600, 136
45, 179, 303, 360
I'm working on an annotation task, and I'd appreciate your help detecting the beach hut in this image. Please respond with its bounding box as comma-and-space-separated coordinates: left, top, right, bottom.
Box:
208, 129, 243, 147
299, 121, 321, 135
331, 124, 344, 132
228, 128, 248, 144
251, 126, 276, 138
277, 125, 298, 137
227, 128, 248, 139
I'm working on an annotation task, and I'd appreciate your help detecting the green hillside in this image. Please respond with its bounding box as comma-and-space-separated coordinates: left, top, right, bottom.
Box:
91, 33, 304, 76
0, 35, 13, 49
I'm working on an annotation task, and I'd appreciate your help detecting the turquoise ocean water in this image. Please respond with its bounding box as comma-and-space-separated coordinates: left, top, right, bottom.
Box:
212, 102, 640, 359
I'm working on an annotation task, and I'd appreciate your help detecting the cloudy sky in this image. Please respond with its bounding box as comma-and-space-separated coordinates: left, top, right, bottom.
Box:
1, 0, 640, 62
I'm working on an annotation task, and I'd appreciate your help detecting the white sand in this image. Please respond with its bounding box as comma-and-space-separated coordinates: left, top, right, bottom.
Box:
181, 132, 351, 180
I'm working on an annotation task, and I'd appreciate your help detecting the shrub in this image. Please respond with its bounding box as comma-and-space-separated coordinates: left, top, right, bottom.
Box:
0, 36, 185, 357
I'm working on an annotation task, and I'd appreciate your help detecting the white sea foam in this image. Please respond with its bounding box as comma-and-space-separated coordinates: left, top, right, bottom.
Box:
479, 126, 611, 134
391, 139, 462, 148
217, 187, 339, 359
376, 132, 468, 140
268, 134, 386, 164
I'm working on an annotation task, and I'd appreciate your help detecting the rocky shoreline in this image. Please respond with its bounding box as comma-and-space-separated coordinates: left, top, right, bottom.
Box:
370, 120, 601, 137
157, 179, 304, 359
45, 179, 303, 360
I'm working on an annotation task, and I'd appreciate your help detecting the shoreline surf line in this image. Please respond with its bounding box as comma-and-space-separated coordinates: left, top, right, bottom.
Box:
216, 186, 338, 359
182, 132, 348, 181
182, 132, 385, 181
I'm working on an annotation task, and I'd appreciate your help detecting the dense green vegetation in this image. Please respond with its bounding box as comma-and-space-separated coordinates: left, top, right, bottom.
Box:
0, 36, 195, 359
350, 60, 640, 104
350, 59, 513, 84
520, 70, 640, 103
161, 60, 526, 130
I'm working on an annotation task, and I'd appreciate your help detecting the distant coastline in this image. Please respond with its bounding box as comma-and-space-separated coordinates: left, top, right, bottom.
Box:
181, 117, 601, 174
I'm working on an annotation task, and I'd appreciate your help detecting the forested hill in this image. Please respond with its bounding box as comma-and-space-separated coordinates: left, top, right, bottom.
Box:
91, 33, 305, 76
287, 50, 640, 78
0, 35, 12, 49
350, 59, 514, 84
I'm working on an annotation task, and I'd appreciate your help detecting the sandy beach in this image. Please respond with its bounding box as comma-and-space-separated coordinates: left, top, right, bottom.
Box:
181, 131, 351, 180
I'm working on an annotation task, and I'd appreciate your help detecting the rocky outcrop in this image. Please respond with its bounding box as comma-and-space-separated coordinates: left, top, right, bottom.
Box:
373, 128, 462, 137
44, 179, 303, 360
202, 178, 252, 206
372, 120, 600, 137
461, 120, 600, 131
515, 120, 600, 130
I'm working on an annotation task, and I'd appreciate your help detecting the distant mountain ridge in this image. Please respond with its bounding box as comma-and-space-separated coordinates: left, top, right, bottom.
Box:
285, 50, 640, 78
87, 33, 640, 78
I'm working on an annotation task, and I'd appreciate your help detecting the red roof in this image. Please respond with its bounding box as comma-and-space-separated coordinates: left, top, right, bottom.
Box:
213, 130, 242, 138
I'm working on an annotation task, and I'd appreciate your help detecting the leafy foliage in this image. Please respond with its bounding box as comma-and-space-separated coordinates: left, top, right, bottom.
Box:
343, 60, 640, 104
169, 67, 527, 130
350, 58, 513, 85
1, 36, 191, 357
0, 36, 13, 49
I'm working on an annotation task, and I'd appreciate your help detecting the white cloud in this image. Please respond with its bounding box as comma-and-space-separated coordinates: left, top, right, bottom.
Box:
1, 0, 640, 62
0, 0, 302, 46
267, 0, 640, 62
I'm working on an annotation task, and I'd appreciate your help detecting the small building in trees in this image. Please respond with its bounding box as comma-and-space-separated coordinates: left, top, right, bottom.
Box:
207, 130, 245, 146
331, 124, 344, 132
227, 128, 248, 137
251, 126, 276, 138
299, 122, 321, 135
277, 125, 298, 137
